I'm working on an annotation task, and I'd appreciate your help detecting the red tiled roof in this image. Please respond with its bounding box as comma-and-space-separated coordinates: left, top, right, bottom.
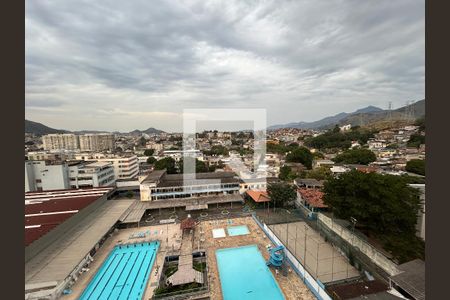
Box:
24, 187, 112, 246
246, 190, 270, 202
298, 188, 327, 208
356, 166, 378, 173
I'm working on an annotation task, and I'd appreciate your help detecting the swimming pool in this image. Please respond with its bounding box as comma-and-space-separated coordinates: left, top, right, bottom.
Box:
79, 241, 159, 300
216, 245, 285, 300
227, 225, 250, 236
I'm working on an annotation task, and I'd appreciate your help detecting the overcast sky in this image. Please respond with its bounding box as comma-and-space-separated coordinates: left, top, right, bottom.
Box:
25, 0, 424, 132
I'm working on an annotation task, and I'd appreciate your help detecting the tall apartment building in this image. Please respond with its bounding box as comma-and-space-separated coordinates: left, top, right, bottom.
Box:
25, 160, 115, 192
42, 134, 79, 151
79, 134, 114, 152
42, 133, 115, 151
74, 153, 139, 180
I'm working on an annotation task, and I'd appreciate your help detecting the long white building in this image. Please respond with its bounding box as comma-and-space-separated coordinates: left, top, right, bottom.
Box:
25, 160, 116, 192
74, 153, 139, 180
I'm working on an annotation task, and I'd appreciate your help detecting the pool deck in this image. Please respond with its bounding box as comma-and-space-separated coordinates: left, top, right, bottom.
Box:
195, 217, 316, 300
64, 217, 316, 300
64, 223, 182, 300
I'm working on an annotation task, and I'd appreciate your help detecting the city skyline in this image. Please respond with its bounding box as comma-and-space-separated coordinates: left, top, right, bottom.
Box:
26, 0, 424, 132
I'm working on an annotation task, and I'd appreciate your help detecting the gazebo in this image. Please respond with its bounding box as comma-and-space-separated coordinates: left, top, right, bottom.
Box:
180, 215, 196, 233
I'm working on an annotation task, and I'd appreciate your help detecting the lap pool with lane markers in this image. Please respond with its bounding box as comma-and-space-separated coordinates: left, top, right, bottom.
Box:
79, 241, 159, 300
215, 245, 285, 300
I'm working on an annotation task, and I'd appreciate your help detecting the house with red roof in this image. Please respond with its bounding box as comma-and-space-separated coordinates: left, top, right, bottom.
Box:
296, 188, 328, 212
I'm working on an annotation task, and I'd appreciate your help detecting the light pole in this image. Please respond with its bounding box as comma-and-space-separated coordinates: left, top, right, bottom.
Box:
347, 217, 357, 279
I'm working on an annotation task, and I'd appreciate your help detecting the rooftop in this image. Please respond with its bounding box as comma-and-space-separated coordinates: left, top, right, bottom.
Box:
298, 188, 327, 208
25, 199, 134, 288
25, 187, 113, 246
390, 259, 425, 300
295, 178, 324, 188
326, 280, 389, 300
143, 170, 239, 187
246, 190, 270, 202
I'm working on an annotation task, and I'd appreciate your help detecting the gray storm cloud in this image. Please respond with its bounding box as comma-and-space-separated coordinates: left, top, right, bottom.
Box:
25, 0, 424, 132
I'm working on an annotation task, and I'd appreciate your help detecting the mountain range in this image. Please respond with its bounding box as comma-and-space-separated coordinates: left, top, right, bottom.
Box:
268, 99, 425, 130
25, 99, 424, 135
25, 120, 165, 136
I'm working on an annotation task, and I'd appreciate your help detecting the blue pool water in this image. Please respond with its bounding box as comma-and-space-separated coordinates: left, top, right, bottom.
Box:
227, 225, 250, 236
216, 245, 285, 300
79, 241, 160, 300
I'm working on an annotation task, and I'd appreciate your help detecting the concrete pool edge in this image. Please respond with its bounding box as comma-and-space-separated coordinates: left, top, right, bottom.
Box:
215, 244, 285, 300
226, 225, 250, 236
79, 240, 160, 300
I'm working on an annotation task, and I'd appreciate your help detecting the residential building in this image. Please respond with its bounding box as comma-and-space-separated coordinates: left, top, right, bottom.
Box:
140, 170, 240, 201
313, 159, 335, 169
25, 160, 116, 192
239, 177, 280, 194
162, 149, 204, 162
389, 259, 425, 300
296, 188, 328, 212
25, 160, 71, 192
74, 153, 139, 180
294, 178, 324, 189
68, 161, 115, 189
42, 134, 79, 151
79, 133, 114, 151
26, 150, 76, 161
330, 165, 350, 176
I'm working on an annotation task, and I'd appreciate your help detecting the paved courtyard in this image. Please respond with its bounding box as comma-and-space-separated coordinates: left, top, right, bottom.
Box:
64, 217, 317, 300
195, 217, 315, 300
269, 222, 360, 283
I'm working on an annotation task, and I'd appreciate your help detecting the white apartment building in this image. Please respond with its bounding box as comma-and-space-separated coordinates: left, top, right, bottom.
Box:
162, 150, 204, 162
79, 134, 114, 151
68, 161, 115, 189
42, 134, 79, 151
25, 160, 115, 192
75, 153, 139, 180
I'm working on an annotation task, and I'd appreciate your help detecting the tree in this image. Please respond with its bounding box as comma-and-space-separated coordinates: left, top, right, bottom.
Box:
139, 136, 147, 147
414, 117, 425, 131
267, 182, 297, 209
323, 170, 423, 263
286, 146, 313, 169
305, 166, 332, 181
304, 127, 374, 151
154, 157, 177, 174
204, 145, 229, 156
146, 156, 157, 164
407, 134, 425, 148
405, 159, 425, 176
333, 148, 377, 165
177, 157, 210, 173
144, 149, 155, 156
279, 166, 296, 181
